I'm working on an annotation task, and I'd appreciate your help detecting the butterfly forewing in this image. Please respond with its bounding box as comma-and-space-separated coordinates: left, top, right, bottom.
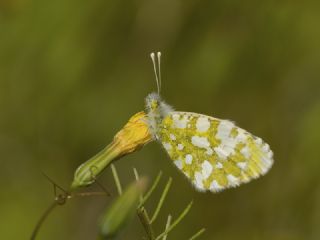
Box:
157, 112, 273, 192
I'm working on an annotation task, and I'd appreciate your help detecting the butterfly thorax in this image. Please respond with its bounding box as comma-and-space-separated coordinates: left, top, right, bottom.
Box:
145, 93, 173, 139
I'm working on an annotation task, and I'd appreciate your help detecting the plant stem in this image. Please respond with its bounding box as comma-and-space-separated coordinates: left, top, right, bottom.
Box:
162, 215, 172, 240
30, 201, 59, 240
139, 171, 162, 208
111, 164, 122, 195
189, 228, 206, 240
137, 207, 155, 240
155, 201, 193, 240
133, 168, 143, 203
150, 177, 172, 224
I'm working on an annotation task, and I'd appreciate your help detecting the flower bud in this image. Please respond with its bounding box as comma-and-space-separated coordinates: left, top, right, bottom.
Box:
99, 178, 147, 239
70, 112, 152, 190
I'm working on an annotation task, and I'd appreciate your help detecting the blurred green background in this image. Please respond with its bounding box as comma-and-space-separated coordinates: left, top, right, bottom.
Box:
1, 0, 320, 239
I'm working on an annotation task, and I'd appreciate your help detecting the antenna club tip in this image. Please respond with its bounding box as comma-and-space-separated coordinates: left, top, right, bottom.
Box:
157, 52, 161, 57
150, 52, 155, 58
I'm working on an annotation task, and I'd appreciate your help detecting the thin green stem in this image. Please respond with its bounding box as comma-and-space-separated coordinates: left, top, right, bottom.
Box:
155, 201, 193, 240
133, 168, 143, 203
133, 167, 140, 181
162, 215, 172, 240
138, 171, 162, 208
111, 164, 122, 195
150, 177, 172, 224
189, 228, 206, 240
137, 207, 155, 240
30, 201, 59, 240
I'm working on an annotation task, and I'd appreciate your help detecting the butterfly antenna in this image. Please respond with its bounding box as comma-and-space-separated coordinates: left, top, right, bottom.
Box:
150, 52, 160, 94
157, 52, 162, 92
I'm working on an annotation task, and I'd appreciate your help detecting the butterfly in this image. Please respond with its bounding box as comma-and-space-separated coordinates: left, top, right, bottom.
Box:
145, 52, 273, 192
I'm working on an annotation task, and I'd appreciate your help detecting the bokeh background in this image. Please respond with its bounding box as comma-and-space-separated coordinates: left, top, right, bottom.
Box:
1, 0, 320, 239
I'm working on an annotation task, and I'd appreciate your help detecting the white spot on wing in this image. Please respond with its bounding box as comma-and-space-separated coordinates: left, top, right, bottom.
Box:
267, 150, 273, 159
194, 171, 205, 191
196, 117, 210, 132
210, 180, 223, 192
163, 142, 172, 151
172, 114, 180, 121
222, 145, 236, 156
260, 152, 274, 175
177, 144, 184, 150
185, 154, 193, 164
201, 160, 213, 179
191, 136, 210, 149
235, 129, 247, 143
227, 174, 240, 186
262, 143, 270, 153
174, 160, 183, 169
240, 146, 251, 158
215, 162, 223, 169
170, 134, 176, 140
255, 137, 263, 145
173, 114, 188, 129
206, 148, 213, 156
260, 158, 273, 175
214, 120, 238, 159
214, 146, 229, 160
237, 162, 248, 170
216, 121, 234, 140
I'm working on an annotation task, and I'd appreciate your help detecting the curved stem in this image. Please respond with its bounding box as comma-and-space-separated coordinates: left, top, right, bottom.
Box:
30, 200, 59, 240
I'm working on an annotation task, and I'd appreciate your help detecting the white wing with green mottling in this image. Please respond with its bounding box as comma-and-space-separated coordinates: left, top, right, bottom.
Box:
157, 111, 274, 192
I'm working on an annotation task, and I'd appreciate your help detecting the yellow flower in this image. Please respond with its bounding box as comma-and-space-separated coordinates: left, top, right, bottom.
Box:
113, 111, 152, 157
71, 111, 152, 190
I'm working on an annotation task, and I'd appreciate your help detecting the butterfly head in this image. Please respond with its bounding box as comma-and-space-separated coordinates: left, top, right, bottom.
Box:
145, 92, 173, 136
145, 52, 173, 137
145, 92, 161, 112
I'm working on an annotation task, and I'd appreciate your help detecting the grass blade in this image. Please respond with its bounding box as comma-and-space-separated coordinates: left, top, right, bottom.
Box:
138, 171, 162, 208
162, 215, 172, 240
133, 167, 143, 203
150, 177, 172, 224
111, 164, 122, 195
155, 201, 193, 240
189, 228, 206, 240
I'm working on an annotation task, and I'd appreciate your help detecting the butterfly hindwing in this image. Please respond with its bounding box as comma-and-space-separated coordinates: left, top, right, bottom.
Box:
157, 112, 273, 192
